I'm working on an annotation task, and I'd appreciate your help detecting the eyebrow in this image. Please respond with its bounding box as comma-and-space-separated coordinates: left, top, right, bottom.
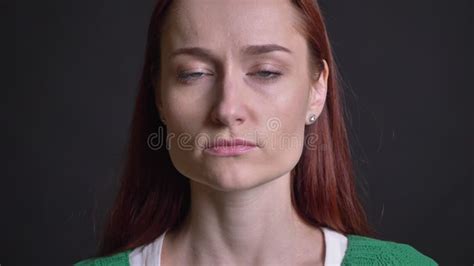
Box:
242, 44, 292, 56
169, 44, 292, 60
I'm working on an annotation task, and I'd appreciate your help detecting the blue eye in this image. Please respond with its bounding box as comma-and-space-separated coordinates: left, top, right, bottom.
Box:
177, 72, 207, 82
249, 70, 282, 80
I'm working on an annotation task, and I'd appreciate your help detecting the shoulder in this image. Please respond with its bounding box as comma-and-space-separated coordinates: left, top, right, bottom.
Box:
342, 235, 437, 265
74, 250, 132, 266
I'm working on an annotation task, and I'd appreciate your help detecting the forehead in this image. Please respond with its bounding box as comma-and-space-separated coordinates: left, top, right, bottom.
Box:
161, 0, 306, 55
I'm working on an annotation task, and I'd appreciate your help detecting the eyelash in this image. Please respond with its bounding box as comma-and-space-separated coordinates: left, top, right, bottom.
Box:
248, 70, 282, 80
177, 70, 282, 83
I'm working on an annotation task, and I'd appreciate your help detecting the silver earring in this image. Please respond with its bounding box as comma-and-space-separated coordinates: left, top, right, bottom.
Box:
308, 114, 317, 124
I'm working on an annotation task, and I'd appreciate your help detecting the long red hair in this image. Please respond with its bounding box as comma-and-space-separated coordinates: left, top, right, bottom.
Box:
97, 0, 373, 257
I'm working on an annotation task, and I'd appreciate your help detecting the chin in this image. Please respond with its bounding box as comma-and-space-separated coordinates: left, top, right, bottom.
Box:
192, 168, 281, 193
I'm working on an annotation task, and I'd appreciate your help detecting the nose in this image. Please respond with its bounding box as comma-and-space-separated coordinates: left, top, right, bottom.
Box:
210, 71, 246, 127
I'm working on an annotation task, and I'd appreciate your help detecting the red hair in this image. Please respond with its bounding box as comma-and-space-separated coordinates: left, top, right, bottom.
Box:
97, 0, 373, 257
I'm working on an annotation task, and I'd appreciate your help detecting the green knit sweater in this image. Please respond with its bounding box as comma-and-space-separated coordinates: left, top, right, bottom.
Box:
75, 235, 437, 265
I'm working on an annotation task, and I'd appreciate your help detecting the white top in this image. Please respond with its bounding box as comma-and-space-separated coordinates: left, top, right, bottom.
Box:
129, 227, 348, 266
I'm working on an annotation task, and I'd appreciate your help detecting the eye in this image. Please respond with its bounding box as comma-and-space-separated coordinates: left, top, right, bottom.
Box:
177, 71, 211, 83
248, 70, 282, 81
177, 72, 205, 80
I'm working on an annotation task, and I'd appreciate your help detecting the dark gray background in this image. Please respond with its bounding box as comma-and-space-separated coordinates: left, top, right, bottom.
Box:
3, 0, 472, 265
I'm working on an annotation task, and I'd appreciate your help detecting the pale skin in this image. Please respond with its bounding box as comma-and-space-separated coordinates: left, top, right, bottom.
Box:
155, 0, 329, 265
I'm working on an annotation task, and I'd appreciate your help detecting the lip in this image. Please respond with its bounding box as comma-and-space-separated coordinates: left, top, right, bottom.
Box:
204, 138, 257, 156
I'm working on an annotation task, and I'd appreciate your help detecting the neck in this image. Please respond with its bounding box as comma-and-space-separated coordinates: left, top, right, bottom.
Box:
165, 172, 325, 265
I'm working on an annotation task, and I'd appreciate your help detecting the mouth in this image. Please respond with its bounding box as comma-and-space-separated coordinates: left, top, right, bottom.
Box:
206, 138, 257, 149
204, 138, 258, 156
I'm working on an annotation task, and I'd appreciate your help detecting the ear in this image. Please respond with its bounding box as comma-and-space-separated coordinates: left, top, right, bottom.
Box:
154, 78, 166, 123
156, 92, 164, 116
306, 59, 329, 122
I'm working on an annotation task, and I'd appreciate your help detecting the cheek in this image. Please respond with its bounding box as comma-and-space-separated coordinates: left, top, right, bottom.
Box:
162, 92, 207, 135
263, 117, 305, 162
167, 140, 196, 179
260, 87, 308, 167
271, 87, 308, 134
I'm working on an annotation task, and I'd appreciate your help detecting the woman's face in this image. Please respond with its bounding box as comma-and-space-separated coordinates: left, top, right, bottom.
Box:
157, 0, 327, 191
